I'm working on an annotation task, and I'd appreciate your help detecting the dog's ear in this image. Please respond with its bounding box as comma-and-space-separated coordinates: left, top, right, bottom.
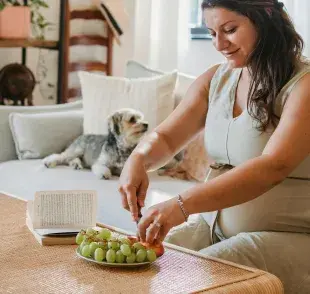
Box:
108, 112, 122, 135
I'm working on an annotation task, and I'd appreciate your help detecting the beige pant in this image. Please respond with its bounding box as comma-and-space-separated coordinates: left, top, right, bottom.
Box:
164, 214, 310, 294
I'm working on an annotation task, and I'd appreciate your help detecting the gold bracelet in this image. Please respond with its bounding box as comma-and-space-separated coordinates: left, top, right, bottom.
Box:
177, 194, 189, 222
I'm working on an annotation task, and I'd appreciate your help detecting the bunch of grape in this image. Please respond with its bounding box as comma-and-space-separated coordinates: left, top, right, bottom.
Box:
76, 228, 157, 264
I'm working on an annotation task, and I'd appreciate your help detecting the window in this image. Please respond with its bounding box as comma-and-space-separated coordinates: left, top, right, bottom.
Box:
189, 0, 211, 40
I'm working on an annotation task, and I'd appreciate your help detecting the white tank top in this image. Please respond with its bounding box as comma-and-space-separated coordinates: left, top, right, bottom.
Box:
203, 58, 310, 239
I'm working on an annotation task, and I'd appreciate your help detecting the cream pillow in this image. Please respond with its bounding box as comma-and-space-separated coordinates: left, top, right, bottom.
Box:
9, 110, 83, 160
79, 70, 178, 134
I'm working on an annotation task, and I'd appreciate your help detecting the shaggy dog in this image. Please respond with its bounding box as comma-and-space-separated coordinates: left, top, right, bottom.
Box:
43, 108, 148, 179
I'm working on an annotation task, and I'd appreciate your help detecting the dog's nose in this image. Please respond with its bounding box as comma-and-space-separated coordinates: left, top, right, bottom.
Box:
143, 123, 148, 130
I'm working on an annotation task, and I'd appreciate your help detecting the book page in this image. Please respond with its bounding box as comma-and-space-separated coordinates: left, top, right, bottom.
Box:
32, 190, 97, 230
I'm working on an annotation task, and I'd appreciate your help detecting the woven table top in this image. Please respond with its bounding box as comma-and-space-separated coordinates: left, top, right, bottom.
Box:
0, 193, 283, 294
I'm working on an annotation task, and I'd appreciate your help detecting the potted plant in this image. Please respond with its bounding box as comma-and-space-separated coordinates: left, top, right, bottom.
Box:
0, 0, 51, 39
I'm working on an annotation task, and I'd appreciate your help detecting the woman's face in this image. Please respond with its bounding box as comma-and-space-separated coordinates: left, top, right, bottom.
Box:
204, 8, 258, 68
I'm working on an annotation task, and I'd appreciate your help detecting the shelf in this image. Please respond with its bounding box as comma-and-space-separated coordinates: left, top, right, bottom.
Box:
70, 10, 106, 21
0, 38, 59, 50
70, 35, 108, 46
69, 61, 107, 72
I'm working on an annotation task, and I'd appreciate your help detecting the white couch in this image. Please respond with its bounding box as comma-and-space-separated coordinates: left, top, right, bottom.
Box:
0, 61, 197, 233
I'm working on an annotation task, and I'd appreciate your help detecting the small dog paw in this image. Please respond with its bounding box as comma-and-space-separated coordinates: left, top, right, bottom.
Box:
91, 164, 112, 180
162, 158, 179, 170
43, 154, 60, 168
157, 169, 166, 176
69, 158, 83, 170
102, 172, 112, 180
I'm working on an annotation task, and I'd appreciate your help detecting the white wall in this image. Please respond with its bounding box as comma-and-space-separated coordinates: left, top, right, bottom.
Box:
131, 0, 223, 77
112, 0, 136, 76
179, 39, 224, 77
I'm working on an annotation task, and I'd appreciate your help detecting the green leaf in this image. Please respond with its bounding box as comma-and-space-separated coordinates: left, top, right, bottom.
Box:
29, 0, 49, 8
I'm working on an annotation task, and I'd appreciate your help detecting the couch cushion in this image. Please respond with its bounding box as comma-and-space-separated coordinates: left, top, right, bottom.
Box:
125, 60, 163, 78
0, 160, 195, 232
9, 110, 83, 160
0, 101, 83, 163
125, 60, 196, 107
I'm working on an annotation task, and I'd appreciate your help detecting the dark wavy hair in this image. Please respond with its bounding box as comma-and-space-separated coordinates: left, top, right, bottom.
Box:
202, 0, 304, 131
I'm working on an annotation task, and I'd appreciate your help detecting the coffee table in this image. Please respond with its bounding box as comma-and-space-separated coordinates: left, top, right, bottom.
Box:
0, 192, 284, 293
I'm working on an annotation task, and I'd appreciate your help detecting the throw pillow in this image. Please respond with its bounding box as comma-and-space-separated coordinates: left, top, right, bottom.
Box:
159, 131, 213, 182
125, 60, 163, 78
0, 100, 82, 162
9, 110, 83, 160
79, 70, 178, 134
180, 131, 213, 182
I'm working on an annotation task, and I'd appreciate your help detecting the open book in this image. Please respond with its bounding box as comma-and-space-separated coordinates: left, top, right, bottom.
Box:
92, 0, 129, 45
26, 190, 97, 245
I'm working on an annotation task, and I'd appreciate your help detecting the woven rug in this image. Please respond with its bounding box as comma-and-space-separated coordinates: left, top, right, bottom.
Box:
0, 193, 283, 294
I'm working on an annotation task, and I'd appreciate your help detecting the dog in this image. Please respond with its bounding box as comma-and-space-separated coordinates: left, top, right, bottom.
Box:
43, 108, 148, 179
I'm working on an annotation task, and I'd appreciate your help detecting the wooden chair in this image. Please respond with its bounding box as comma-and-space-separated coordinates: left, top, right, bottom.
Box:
63, 6, 114, 102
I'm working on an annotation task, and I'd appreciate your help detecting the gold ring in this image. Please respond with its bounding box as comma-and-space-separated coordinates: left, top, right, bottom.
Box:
153, 222, 161, 228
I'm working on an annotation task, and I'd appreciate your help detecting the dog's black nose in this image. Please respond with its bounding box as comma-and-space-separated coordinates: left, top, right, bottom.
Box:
143, 123, 148, 130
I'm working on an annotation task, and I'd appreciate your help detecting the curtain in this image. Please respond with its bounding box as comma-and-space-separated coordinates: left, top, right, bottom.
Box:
282, 0, 310, 57
133, 0, 190, 71
132, 0, 309, 73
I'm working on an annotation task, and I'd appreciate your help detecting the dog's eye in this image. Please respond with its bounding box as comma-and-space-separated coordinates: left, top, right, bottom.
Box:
129, 117, 136, 123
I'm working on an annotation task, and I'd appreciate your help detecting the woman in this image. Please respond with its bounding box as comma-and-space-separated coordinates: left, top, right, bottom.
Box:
119, 0, 310, 292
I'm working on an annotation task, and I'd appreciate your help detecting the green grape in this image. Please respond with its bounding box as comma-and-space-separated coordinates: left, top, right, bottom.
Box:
108, 241, 120, 251
94, 248, 106, 262
81, 245, 91, 257
119, 237, 131, 245
76, 233, 84, 245
106, 249, 116, 263
115, 250, 125, 263
79, 240, 89, 252
120, 244, 131, 256
86, 228, 96, 235
98, 241, 108, 250
147, 249, 157, 262
109, 236, 118, 242
132, 242, 145, 252
97, 228, 112, 240
126, 252, 136, 264
136, 249, 147, 263
89, 242, 99, 255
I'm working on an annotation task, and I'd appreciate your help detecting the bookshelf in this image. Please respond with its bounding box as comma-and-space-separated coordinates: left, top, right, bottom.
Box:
0, 39, 58, 49
0, 0, 114, 104
0, 0, 69, 104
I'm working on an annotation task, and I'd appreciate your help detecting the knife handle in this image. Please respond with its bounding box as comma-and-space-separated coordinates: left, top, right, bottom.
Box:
136, 202, 142, 223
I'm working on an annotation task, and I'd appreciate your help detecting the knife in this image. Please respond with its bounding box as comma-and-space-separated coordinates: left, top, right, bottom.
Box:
135, 203, 142, 239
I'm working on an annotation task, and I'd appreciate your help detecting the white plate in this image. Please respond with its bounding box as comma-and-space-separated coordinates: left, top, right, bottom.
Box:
76, 249, 151, 267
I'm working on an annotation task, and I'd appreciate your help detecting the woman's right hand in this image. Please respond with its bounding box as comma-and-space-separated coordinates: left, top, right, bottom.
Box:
118, 154, 149, 221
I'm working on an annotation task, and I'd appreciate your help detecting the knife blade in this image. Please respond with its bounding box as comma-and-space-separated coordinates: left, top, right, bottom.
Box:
135, 202, 142, 239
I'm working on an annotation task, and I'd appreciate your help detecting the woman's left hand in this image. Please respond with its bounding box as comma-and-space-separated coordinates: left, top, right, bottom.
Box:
137, 197, 186, 244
